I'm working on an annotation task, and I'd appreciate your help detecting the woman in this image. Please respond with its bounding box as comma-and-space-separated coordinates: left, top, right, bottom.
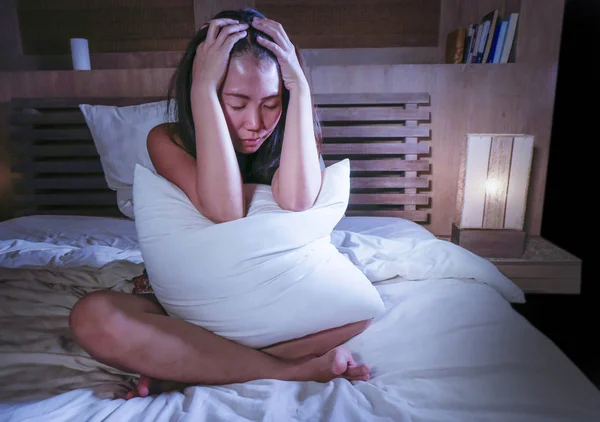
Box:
69, 8, 372, 400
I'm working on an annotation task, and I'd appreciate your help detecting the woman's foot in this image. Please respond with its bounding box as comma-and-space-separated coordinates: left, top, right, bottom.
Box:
294, 346, 371, 383
124, 375, 187, 399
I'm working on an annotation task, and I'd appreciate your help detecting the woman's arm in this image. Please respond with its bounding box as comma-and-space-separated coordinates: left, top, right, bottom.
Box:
148, 19, 249, 224
251, 17, 322, 212
147, 89, 245, 224
271, 83, 322, 211
190, 86, 245, 223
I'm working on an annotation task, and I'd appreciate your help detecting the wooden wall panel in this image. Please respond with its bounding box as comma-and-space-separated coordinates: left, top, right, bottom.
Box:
17, 0, 195, 54
255, 0, 441, 49
0, 70, 174, 103
193, 0, 255, 30
515, 0, 564, 63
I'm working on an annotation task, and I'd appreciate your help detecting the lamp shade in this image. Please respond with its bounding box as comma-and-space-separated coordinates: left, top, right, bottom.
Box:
457, 134, 534, 231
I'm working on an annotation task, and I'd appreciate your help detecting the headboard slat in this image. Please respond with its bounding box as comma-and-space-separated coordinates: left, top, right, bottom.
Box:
13, 192, 116, 207
11, 128, 93, 141
351, 176, 429, 189
350, 193, 429, 206
318, 107, 430, 122
345, 210, 429, 220
12, 160, 105, 174
13, 207, 121, 218
324, 159, 429, 172
321, 143, 429, 155
9, 110, 86, 125
12, 144, 99, 157
322, 125, 429, 138
313, 93, 430, 105
14, 177, 109, 190
10, 97, 165, 109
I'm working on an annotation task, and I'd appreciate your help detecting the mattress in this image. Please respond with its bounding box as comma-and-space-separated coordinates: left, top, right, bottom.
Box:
1, 215, 599, 422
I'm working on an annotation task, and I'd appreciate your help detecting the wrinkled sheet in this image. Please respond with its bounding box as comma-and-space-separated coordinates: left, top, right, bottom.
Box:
1, 215, 599, 422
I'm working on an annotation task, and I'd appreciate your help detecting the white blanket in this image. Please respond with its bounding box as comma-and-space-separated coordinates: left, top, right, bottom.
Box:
1, 215, 599, 422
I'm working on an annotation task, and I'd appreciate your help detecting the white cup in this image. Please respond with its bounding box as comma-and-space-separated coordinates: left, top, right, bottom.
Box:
70, 38, 91, 70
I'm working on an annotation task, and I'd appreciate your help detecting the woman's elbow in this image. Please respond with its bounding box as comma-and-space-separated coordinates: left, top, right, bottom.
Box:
196, 201, 245, 224
278, 197, 316, 212
209, 213, 244, 224
208, 208, 245, 224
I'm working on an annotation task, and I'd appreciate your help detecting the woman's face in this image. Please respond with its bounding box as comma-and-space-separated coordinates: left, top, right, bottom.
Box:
219, 54, 283, 154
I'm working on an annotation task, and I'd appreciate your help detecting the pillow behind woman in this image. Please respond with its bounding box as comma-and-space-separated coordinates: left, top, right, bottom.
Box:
133, 159, 385, 349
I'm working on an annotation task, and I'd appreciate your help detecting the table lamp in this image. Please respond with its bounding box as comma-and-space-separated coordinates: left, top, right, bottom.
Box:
452, 134, 534, 258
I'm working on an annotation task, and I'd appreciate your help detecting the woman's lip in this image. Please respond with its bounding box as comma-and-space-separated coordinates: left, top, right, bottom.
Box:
242, 138, 260, 143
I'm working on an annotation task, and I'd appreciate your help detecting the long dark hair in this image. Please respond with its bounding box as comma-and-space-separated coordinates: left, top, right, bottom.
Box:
165, 7, 322, 185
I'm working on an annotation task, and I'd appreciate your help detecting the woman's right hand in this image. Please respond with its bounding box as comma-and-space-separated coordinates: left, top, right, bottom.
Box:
192, 19, 249, 92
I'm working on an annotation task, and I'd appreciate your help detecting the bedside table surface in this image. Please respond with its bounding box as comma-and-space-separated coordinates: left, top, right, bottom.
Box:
486, 236, 581, 294
487, 236, 581, 263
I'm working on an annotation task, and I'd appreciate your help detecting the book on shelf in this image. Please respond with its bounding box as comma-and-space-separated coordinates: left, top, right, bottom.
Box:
462, 24, 475, 63
445, 10, 519, 64
481, 9, 499, 63
445, 27, 466, 64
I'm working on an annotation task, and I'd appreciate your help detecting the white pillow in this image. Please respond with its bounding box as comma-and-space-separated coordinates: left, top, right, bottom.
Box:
79, 100, 176, 219
133, 159, 385, 349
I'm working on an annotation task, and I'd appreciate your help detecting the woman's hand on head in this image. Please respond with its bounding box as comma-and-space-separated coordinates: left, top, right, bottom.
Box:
251, 17, 309, 92
192, 18, 249, 92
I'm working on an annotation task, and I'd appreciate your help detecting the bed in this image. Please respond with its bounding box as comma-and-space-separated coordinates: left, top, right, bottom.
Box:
1, 95, 599, 422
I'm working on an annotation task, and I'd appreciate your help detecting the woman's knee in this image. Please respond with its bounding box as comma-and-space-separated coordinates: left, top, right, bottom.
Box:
69, 290, 125, 353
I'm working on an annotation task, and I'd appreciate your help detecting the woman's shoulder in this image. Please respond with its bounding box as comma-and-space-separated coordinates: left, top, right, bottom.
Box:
148, 122, 177, 138
147, 122, 189, 167
148, 122, 183, 148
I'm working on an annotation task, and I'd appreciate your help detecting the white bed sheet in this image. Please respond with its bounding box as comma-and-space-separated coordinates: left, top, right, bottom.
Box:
1, 215, 599, 422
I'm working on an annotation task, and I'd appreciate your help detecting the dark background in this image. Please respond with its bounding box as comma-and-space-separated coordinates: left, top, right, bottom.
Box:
514, 0, 599, 387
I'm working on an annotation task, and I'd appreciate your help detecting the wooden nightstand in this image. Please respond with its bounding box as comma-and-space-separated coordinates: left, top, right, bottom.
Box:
486, 236, 582, 294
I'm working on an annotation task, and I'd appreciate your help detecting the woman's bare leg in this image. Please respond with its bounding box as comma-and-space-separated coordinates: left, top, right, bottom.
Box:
69, 290, 370, 398
261, 319, 372, 360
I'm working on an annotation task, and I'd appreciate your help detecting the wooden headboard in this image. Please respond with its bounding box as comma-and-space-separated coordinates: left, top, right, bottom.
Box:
8, 93, 431, 222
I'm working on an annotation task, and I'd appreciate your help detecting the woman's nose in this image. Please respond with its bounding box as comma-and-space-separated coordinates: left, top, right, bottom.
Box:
245, 108, 262, 130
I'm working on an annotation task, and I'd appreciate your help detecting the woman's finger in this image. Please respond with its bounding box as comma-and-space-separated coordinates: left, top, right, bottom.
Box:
252, 18, 291, 49
256, 35, 285, 58
223, 30, 248, 52
206, 18, 240, 43
216, 22, 249, 47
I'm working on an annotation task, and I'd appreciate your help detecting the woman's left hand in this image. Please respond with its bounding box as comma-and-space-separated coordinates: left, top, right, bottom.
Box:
251, 17, 308, 92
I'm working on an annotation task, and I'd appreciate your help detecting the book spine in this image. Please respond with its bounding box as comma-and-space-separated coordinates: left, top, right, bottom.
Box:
486, 21, 502, 63
500, 13, 519, 63
493, 20, 508, 63
462, 24, 474, 63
